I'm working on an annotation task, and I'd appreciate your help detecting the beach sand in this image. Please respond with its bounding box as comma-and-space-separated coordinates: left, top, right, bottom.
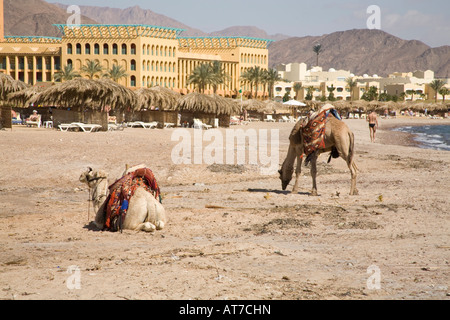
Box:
0, 117, 449, 300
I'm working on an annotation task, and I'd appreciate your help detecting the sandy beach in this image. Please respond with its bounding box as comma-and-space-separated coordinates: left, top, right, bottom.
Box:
0, 116, 449, 300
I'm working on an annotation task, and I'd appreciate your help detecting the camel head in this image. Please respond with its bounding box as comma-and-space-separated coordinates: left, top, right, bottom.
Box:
79, 167, 108, 187
278, 165, 294, 191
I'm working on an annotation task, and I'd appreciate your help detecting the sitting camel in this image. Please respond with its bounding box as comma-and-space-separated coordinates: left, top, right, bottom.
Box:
79, 165, 166, 232
278, 115, 358, 196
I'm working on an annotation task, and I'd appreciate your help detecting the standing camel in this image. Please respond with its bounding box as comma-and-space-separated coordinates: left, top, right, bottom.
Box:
278, 116, 358, 196
80, 165, 166, 232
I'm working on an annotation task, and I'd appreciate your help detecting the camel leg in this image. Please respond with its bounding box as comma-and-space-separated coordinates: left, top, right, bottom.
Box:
292, 155, 303, 193
310, 154, 318, 196
349, 161, 358, 195
134, 222, 157, 232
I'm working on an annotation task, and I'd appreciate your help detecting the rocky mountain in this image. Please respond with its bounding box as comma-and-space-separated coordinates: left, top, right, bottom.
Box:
4, 2, 449, 78
53, 3, 207, 37
209, 26, 290, 42
4, 0, 97, 38
269, 29, 450, 78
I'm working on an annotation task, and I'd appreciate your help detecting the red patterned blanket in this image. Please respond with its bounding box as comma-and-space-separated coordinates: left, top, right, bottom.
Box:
103, 168, 161, 232
302, 110, 328, 157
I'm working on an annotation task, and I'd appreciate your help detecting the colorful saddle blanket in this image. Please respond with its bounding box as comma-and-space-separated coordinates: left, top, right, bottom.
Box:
302, 108, 341, 157
103, 167, 161, 232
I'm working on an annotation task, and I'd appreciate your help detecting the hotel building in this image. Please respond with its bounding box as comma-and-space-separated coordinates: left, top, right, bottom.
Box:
0, 2, 272, 98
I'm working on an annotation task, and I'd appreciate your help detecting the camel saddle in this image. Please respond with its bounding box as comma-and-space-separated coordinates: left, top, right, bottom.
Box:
302, 107, 341, 159
103, 167, 161, 232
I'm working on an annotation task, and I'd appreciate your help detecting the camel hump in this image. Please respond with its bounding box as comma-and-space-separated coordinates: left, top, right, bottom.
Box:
123, 164, 146, 177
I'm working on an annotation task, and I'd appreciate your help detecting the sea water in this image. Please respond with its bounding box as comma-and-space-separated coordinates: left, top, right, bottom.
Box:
394, 125, 450, 151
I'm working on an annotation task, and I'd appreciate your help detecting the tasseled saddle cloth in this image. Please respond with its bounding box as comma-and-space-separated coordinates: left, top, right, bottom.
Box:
302, 108, 341, 163
103, 167, 161, 232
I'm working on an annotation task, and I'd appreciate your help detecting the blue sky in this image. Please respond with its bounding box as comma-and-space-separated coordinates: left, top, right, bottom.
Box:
52, 0, 450, 47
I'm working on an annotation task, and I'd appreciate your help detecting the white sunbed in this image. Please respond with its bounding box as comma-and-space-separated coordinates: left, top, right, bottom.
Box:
193, 119, 212, 130
58, 122, 102, 132
164, 123, 175, 128
128, 121, 158, 129
264, 115, 276, 122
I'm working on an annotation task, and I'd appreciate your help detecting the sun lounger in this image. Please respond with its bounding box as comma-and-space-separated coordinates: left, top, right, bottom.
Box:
127, 121, 158, 129
264, 115, 276, 122
26, 115, 41, 128
58, 122, 102, 132
164, 123, 175, 128
193, 119, 212, 130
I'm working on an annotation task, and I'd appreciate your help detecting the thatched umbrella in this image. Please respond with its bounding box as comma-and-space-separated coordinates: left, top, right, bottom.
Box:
241, 99, 270, 113
7, 85, 45, 107
28, 78, 137, 111
1, 73, 28, 129
0, 73, 28, 101
135, 86, 180, 111
176, 93, 240, 116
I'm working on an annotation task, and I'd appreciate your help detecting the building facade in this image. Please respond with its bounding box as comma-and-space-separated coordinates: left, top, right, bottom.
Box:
0, 20, 272, 98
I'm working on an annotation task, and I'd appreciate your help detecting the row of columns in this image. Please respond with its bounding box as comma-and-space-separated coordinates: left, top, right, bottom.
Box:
1, 54, 58, 85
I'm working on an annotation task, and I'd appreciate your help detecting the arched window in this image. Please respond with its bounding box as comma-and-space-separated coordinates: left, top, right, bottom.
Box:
103, 44, 109, 55
131, 44, 136, 55
94, 44, 100, 55
67, 44, 73, 55
112, 44, 118, 55
67, 59, 73, 67
76, 43, 81, 54
121, 44, 127, 55
130, 76, 136, 87
130, 59, 136, 71
85, 44, 91, 55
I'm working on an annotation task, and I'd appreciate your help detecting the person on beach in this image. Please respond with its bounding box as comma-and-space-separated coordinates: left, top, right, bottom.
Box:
367, 111, 378, 142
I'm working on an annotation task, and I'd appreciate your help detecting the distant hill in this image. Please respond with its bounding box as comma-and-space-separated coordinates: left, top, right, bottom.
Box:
269, 29, 450, 78
53, 3, 207, 37
209, 26, 290, 42
4, 0, 97, 38
5, 2, 449, 78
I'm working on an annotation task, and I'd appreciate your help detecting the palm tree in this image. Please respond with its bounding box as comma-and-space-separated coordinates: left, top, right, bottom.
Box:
429, 79, 446, 103
406, 89, 416, 101
103, 65, 128, 83
327, 85, 336, 101
210, 61, 230, 94
313, 44, 323, 67
263, 68, 283, 99
346, 77, 358, 101
240, 66, 265, 99
305, 86, 314, 100
81, 60, 104, 79
187, 63, 214, 94
293, 82, 303, 100
438, 87, 449, 103
54, 64, 81, 82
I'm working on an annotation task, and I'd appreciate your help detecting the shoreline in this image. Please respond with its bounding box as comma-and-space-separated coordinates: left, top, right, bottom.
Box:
378, 117, 449, 149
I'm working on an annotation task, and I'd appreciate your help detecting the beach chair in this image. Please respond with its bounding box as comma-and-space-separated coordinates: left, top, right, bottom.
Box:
280, 116, 290, 122
193, 119, 212, 130
26, 115, 41, 128
264, 115, 276, 122
164, 123, 175, 128
128, 121, 157, 129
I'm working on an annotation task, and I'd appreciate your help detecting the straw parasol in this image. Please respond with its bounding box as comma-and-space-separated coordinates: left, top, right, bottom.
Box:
176, 93, 240, 116
28, 78, 137, 111
1, 73, 28, 101
241, 99, 270, 113
135, 86, 180, 111
7, 85, 45, 107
